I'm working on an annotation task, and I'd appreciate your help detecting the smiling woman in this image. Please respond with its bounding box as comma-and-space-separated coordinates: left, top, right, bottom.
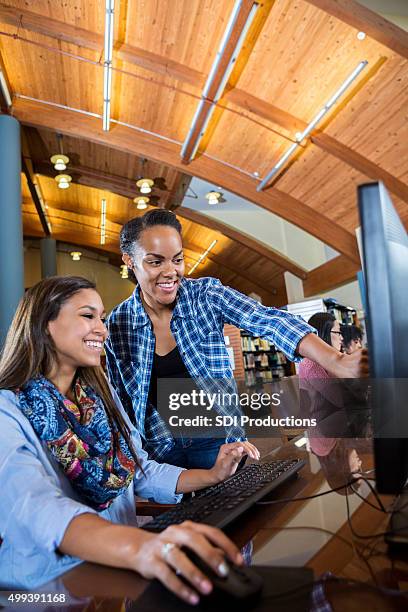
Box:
105, 210, 368, 470
0, 275, 259, 598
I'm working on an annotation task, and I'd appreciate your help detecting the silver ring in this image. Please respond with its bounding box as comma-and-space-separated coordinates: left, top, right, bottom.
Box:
161, 542, 177, 561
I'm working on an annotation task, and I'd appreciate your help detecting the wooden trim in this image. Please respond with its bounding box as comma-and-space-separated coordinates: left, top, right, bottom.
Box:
303, 255, 360, 297
13, 96, 359, 262
179, 208, 307, 278
311, 133, 408, 204
304, 0, 408, 60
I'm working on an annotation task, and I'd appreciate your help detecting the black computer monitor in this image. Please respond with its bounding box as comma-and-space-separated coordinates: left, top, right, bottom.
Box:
358, 182, 408, 496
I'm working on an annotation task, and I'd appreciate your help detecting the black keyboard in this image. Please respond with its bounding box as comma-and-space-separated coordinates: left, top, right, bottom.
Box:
142, 458, 305, 532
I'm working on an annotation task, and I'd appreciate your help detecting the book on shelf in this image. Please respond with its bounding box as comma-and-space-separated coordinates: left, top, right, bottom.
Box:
240, 330, 292, 385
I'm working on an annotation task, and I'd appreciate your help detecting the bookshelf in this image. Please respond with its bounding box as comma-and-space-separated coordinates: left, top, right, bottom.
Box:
240, 332, 293, 387
287, 298, 358, 326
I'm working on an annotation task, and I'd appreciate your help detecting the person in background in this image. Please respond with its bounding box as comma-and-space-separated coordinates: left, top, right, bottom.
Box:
299, 312, 369, 459
105, 210, 368, 468
341, 324, 363, 354
0, 276, 259, 602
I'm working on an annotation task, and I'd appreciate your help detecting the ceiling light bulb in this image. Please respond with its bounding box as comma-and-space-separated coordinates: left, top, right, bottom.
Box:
205, 191, 221, 206
136, 178, 154, 194
357, 31, 366, 40
50, 154, 69, 171
55, 174, 72, 189
133, 196, 149, 210
70, 251, 82, 261
140, 182, 151, 194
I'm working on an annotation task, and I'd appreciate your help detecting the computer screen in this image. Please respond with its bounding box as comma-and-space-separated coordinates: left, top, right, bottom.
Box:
358, 182, 408, 494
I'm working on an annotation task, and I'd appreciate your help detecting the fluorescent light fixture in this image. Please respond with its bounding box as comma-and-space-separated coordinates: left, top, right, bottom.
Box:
188, 240, 217, 276
181, 0, 259, 162
100, 198, 107, 245
103, 0, 115, 131
257, 60, 368, 191
0, 69, 12, 107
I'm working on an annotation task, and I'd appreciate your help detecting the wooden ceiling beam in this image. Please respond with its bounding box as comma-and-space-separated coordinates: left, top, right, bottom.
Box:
33, 160, 167, 201
0, 3, 204, 86
13, 96, 359, 261
303, 255, 361, 297
310, 133, 408, 204
4, 5, 406, 203
182, 242, 277, 296
179, 207, 306, 279
225, 89, 306, 133
304, 0, 408, 60
226, 94, 408, 204
162, 172, 192, 210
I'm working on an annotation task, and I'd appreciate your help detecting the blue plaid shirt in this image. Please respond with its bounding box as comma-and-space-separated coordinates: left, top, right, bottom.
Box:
105, 277, 314, 460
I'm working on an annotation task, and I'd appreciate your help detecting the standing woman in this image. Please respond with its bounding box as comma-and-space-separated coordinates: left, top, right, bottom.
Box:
106, 210, 367, 467
0, 276, 256, 600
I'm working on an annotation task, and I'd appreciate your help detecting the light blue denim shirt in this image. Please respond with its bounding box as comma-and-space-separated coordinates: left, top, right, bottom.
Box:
0, 388, 185, 590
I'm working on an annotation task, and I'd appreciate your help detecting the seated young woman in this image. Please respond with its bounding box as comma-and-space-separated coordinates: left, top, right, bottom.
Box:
0, 276, 259, 604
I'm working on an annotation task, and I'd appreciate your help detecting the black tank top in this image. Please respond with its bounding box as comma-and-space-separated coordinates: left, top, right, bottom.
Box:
147, 345, 190, 408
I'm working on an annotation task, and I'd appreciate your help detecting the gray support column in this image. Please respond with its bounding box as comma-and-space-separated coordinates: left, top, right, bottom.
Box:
0, 114, 24, 349
40, 237, 57, 278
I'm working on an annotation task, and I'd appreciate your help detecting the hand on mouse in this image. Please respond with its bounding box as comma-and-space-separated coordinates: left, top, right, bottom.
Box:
132, 521, 243, 605
209, 441, 260, 484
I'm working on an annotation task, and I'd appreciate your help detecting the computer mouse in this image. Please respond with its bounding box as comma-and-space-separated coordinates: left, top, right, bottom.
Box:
184, 549, 263, 605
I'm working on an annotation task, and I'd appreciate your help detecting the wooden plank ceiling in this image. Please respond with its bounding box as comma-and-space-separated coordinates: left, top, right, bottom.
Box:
0, 0, 407, 303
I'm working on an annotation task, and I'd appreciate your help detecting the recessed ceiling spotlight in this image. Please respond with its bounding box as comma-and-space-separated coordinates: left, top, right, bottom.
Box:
357, 31, 366, 40
253, 171, 259, 177
295, 132, 303, 142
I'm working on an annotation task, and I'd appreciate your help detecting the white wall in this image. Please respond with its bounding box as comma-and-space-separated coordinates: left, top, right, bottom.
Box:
24, 242, 134, 314
309, 280, 363, 312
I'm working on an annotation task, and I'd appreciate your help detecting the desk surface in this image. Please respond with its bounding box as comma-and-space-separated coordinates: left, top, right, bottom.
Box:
15, 437, 408, 611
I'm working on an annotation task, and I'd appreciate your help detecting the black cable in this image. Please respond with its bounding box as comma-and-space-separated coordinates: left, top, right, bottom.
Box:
256, 477, 360, 505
